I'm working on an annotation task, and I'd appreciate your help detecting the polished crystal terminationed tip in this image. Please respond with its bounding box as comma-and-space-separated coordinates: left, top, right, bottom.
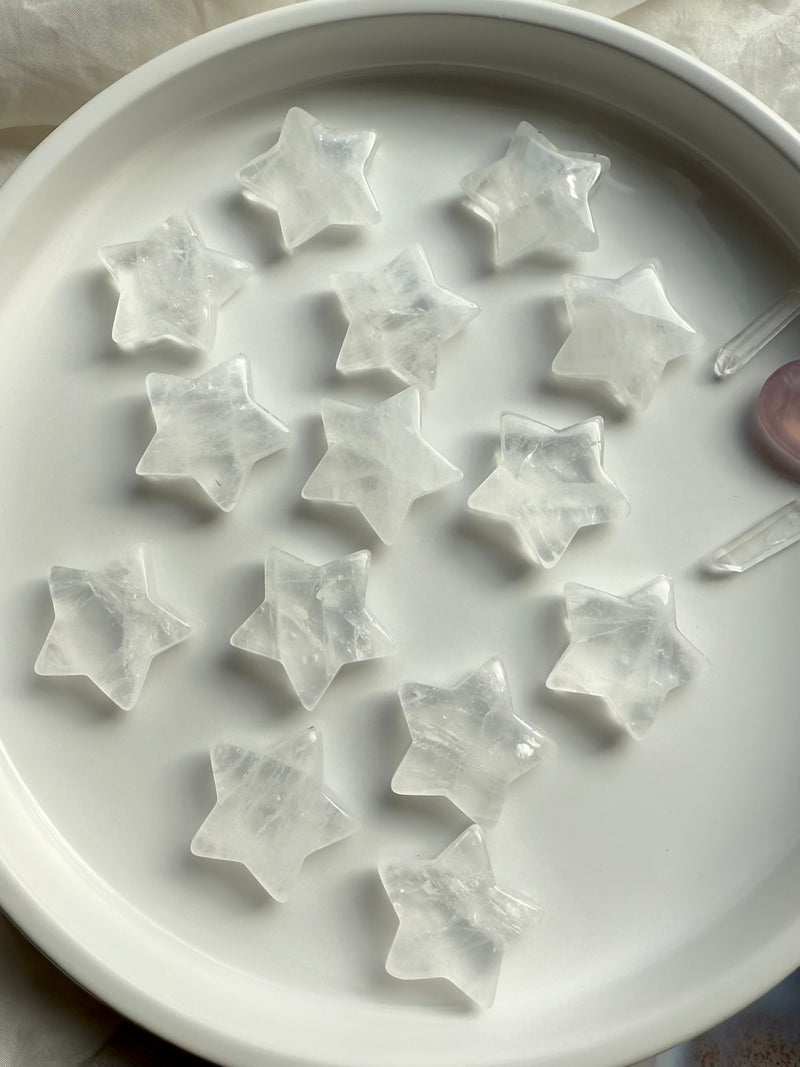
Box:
332, 244, 480, 390
467, 413, 630, 567
546, 575, 705, 739
230, 548, 396, 710
191, 727, 359, 902
460, 121, 608, 265
301, 388, 462, 544
392, 657, 554, 826
34, 545, 192, 710
99, 213, 252, 352
707, 498, 800, 573
551, 262, 703, 411
714, 289, 800, 378
237, 107, 380, 249
136, 355, 291, 512
379, 824, 542, 1008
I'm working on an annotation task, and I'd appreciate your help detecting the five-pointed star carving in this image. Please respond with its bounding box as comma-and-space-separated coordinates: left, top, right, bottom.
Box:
460, 121, 608, 265
393, 657, 554, 826
191, 727, 358, 902
547, 575, 705, 739
99, 213, 252, 352
332, 244, 480, 389
551, 261, 703, 410
237, 107, 380, 249
136, 355, 290, 512
34, 545, 192, 710
468, 413, 630, 567
301, 388, 462, 544
230, 548, 396, 710
380, 824, 541, 1008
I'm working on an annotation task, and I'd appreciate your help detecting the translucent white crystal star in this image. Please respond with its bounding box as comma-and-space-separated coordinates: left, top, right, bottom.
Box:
331, 245, 480, 389
237, 107, 380, 249
379, 824, 541, 1008
34, 545, 192, 710
301, 388, 462, 544
460, 122, 608, 265
393, 658, 554, 826
99, 213, 252, 352
552, 262, 703, 410
230, 548, 395, 710
546, 576, 705, 739
467, 413, 630, 567
136, 355, 290, 512
191, 727, 358, 902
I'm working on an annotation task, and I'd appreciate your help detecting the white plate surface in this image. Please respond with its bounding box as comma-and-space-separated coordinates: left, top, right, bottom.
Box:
1, 3, 800, 1066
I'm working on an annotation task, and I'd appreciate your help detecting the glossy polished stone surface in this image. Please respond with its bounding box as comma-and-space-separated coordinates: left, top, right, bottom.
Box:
301, 388, 462, 544
136, 355, 290, 512
191, 727, 358, 902
332, 244, 479, 389
708, 498, 800, 573
380, 824, 541, 1008
546, 575, 704, 739
757, 359, 800, 462
99, 214, 252, 352
467, 414, 630, 567
552, 262, 702, 410
34, 545, 192, 710
230, 549, 395, 710
393, 657, 553, 826
460, 121, 608, 265
237, 107, 380, 249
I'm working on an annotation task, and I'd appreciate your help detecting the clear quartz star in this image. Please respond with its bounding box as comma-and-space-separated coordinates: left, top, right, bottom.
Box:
392, 657, 554, 826
34, 545, 192, 710
136, 355, 290, 512
379, 824, 541, 1008
301, 388, 462, 544
467, 413, 630, 567
191, 727, 358, 902
230, 548, 395, 710
331, 244, 480, 389
551, 262, 703, 410
237, 107, 380, 249
99, 213, 252, 352
546, 575, 705, 739
460, 121, 608, 265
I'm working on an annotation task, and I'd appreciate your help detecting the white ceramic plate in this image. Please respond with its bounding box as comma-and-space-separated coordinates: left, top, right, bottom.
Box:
1, 3, 799, 1065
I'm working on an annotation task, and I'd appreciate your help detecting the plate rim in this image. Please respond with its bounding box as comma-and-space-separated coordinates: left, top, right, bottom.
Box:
2, 2, 800, 1065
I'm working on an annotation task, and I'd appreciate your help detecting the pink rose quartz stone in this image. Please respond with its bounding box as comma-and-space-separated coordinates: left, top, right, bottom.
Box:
757, 360, 800, 462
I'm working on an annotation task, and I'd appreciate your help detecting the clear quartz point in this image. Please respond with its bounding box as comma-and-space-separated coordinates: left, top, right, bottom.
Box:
708, 499, 800, 573
714, 289, 800, 378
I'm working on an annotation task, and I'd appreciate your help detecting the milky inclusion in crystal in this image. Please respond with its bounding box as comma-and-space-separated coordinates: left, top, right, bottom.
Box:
230, 548, 396, 710
237, 107, 380, 249
393, 657, 554, 825
191, 727, 358, 901
546, 575, 705, 739
99, 214, 252, 352
380, 824, 541, 1008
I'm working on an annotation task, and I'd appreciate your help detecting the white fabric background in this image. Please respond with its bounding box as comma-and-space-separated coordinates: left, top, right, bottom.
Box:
1, 1, 799, 1064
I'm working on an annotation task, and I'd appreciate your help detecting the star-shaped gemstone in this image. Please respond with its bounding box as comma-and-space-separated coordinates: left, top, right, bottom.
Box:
379, 824, 541, 1008
99, 214, 252, 352
34, 545, 192, 710
460, 122, 608, 265
546, 575, 705, 739
331, 244, 480, 389
191, 727, 358, 902
237, 107, 380, 249
136, 355, 290, 512
230, 549, 395, 710
551, 262, 703, 410
467, 413, 630, 567
301, 388, 462, 544
392, 658, 554, 826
